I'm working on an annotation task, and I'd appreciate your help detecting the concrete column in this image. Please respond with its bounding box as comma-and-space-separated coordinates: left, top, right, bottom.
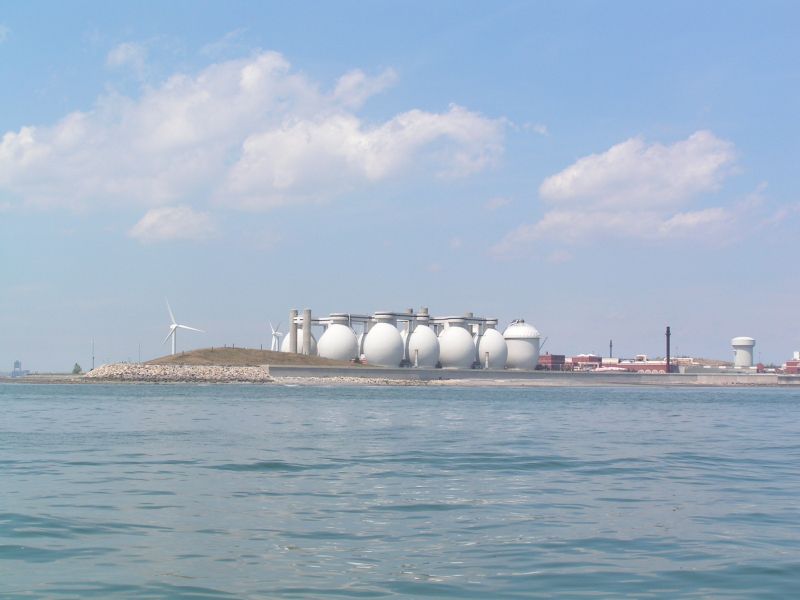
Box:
289, 309, 298, 353
302, 308, 311, 356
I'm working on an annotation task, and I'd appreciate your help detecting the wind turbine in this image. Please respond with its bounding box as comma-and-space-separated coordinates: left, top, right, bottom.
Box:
270, 322, 283, 352
163, 300, 204, 355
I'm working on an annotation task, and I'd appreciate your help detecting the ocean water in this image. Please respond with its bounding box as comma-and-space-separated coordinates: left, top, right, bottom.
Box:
2, 384, 800, 599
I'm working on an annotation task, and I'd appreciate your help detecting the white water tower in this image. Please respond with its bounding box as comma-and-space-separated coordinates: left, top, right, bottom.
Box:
731, 336, 756, 368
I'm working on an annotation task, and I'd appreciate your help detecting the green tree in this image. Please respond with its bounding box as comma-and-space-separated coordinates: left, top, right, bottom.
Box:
72, 363, 82, 375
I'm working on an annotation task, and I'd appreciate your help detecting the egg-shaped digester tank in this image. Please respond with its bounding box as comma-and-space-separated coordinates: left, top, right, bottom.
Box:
438, 324, 475, 369
363, 322, 404, 367
318, 323, 358, 361
476, 327, 508, 369
280, 329, 318, 354
405, 324, 440, 367
503, 320, 540, 369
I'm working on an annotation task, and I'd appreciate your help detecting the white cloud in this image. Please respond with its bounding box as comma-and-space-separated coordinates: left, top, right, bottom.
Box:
524, 122, 548, 136
223, 104, 503, 208
485, 196, 511, 211
0, 51, 504, 214
106, 42, 148, 76
539, 130, 734, 209
128, 205, 216, 243
332, 68, 397, 109
0, 24, 9, 44
200, 28, 248, 57
493, 131, 739, 256
427, 262, 442, 273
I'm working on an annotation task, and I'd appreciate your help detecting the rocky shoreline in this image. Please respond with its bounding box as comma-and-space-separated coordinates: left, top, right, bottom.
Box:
85, 363, 273, 383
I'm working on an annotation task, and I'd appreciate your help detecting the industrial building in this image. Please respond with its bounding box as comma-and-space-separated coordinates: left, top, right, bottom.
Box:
11, 360, 27, 378
281, 308, 542, 370
538, 353, 566, 371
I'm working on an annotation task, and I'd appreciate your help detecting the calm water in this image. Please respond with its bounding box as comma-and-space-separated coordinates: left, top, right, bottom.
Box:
2, 383, 800, 599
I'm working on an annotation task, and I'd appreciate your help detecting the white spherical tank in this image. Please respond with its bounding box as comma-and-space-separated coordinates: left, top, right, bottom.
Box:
438, 326, 476, 369
318, 324, 358, 361
406, 324, 440, 367
363, 323, 404, 367
477, 328, 508, 369
503, 320, 541, 370
731, 336, 756, 368
280, 329, 317, 354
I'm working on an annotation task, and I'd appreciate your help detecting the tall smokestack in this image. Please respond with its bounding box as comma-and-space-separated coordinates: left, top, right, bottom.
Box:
665, 326, 671, 374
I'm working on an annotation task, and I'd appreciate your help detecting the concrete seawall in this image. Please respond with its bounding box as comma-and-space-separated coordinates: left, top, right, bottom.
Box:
267, 365, 800, 386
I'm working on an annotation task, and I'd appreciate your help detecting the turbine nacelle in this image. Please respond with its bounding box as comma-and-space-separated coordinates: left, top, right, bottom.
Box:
163, 300, 204, 355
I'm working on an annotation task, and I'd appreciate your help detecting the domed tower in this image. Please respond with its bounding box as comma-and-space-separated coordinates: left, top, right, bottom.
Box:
731, 336, 756, 368
503, 319, 541, 370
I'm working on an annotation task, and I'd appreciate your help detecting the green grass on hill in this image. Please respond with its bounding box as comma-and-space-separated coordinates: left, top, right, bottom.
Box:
147, 347, 361, 367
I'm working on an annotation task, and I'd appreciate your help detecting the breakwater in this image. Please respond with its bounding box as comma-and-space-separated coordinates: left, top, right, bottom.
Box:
85, 363, 273, 383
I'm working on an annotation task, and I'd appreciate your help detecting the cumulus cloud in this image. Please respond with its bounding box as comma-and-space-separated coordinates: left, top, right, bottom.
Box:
0, 51, 504, 214
493, 131, 739, 256
332, 68, 397, 109
524, 122, 548, 136
200, 28, 248, 57
128, 205, 216, 243
224, 104, 503, 208
485, 196, 511, 211
106, 42, 148, 76
539, 130, 735, 209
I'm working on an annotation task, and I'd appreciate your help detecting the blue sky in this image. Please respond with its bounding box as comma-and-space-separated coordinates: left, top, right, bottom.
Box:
1, 1, 798, 371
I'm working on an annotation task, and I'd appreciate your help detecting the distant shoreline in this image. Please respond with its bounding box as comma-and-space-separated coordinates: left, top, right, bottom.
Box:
4, 361, 800, 387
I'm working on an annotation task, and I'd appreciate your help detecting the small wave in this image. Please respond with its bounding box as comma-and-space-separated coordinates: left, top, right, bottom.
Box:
210, 460, 336, 472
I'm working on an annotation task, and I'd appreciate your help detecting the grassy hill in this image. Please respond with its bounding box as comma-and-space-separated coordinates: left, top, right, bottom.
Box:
147, 347, 360, 367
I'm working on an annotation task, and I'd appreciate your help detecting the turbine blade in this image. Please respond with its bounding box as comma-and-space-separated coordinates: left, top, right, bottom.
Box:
178, 325, 204, 333
166, 299, 176, 325
269, 321, 275, 334
162, 330, 174, 345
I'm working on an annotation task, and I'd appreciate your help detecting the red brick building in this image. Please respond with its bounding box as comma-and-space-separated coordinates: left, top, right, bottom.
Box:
538, 353, 566, 370
784, 359, 800, 374
571, 354, 603, 370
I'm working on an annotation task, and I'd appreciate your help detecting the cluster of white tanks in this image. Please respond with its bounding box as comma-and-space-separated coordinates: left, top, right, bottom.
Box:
283, 308, 542, 370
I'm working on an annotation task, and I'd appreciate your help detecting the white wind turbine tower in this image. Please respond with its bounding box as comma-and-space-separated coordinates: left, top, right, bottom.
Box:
163, 300, 204, 355
270, 322, 283, 352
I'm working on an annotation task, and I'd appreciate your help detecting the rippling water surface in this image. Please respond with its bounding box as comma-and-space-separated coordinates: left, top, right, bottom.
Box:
2, 383, 800, 598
